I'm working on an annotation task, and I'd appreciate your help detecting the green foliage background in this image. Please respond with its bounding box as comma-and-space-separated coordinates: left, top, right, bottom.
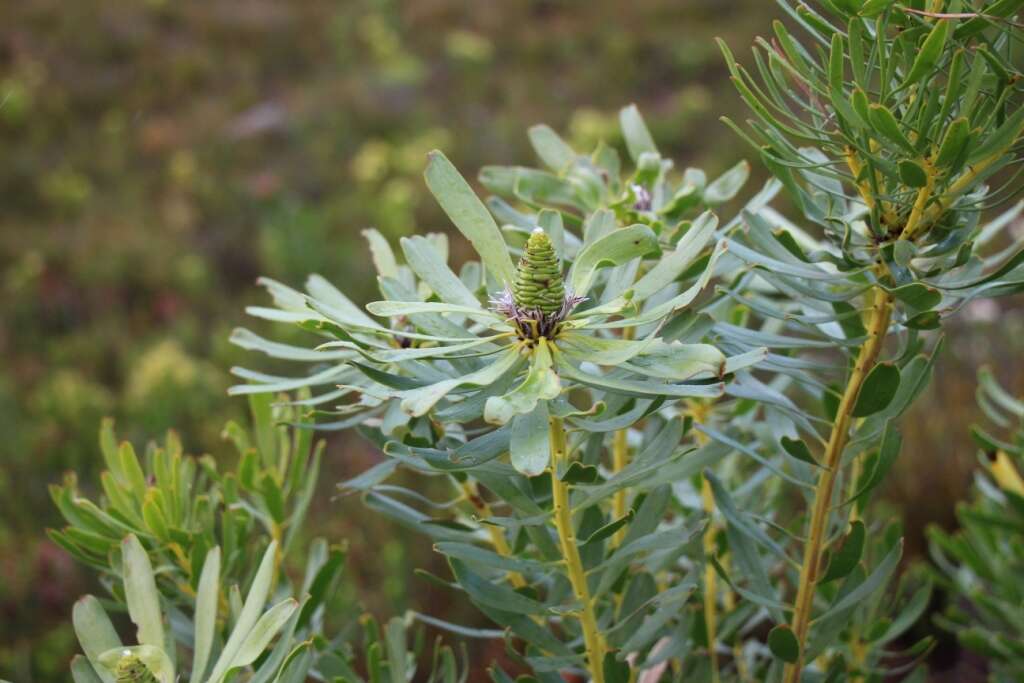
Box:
1, 1, 1020, 680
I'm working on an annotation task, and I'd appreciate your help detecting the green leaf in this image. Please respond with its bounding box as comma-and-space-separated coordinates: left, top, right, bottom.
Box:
619, 104, 658, 162
868, 104, 916, 154
887, 283, 941, 311
934, 117, 970, 169
767, 624, 800, 663
901, 18, 951, 88
70, 655, 105, 683
122, 535, 165, 650
384, 617, 409, 683
603, 652, 631, 683
273, 642, 315, 683
851, 362, 900, 417
510, 402, 551, 477
207, 540, 279, 683
362, 228, 399, 278
968, 102, 1024, 164
898, 160, 928, 188
570, 224, 659, 297
400, 235, 483, 310
704, 161, 750, 205
561, 461, 599, 484
72, 596, 121, 683
484, 341, 561, 425
528, 124, 576, 172
190, 547, 220, 683
821, 520, 866, 583
581, 510, 635, 547
402, 349, 522, 417
449, 558, 549, 615
229, 599, 299, 671
815, 541, 903, 622
780, 436, 820, 467
424, 150, 516, 286
631, 211, 717, 302
904, 311, 941, 330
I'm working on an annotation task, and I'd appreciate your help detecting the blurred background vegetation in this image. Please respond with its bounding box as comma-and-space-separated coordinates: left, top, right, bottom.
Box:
1, 1, 1021, 680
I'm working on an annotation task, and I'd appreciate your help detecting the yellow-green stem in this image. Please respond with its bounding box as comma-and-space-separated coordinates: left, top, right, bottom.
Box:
610, 428, 630, 549
550, 414, 607, 683
701, 478, 720, 683
461, 480, 526, 588
783, 285, 892, 683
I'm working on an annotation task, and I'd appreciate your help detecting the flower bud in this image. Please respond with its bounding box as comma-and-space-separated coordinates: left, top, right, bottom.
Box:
513, 228, 565, 316
115, 654, 158, 683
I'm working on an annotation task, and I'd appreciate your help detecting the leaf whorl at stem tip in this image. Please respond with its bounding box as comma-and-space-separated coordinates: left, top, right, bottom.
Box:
514, 228, 565, 316
115, 654, 158, 683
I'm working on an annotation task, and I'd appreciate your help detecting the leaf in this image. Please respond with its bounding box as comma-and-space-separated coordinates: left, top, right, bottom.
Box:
581, 510, 634, 547
449, 558, 549, 615
206, 540, 279, 683
898, 160, 928, 188
780, 436, 820, 467
402, 349, 522, 417
424, 150, 516, 286
815, 541, 903, 622
631, 211, 718, 302
72, 596, 121, 683
868, 104, 916, 154
603, 652, 631, 683
934, 117, 970, 169
228, 599, 299, 670
705, 472, 786, 622
619, 104, 658, 162
70, 655, 105, 683
968, 102, 1024, 164
887, 283, 941, 311
400, 235, 483, 310
767, 624, 800, 663
510, 402, 551, 477
528, 124, 576, 172
385, 617, 409, 683
561, 461, 599, 484
704, 161, 750, 205
122, 535, 165, 650
362, 228, 399, 278
901, 18, 951, 88
191, 547, 220, 683
851, 362, 900, 417
821, 521, 865, 583
570, 224, 659, 297
273, 642, 315, 683
484, 342, 560, 425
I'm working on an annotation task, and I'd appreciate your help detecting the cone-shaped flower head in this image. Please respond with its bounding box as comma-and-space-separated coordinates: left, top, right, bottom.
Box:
115, 654, 158, 683
513, 228, 564, 315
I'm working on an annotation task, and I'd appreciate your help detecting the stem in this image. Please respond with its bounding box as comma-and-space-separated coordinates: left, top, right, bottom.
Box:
689, 401, 720, 683
610, 326, 636, 549
610, 428, 630, 548
550, 415, 607, 683
461, 480, 526, 588
701, 478, 721, 683
783, 285, 892, 683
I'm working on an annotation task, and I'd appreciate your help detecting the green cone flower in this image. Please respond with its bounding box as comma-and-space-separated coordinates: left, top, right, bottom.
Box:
513, 228, 564, 315
116, 655, 158, 683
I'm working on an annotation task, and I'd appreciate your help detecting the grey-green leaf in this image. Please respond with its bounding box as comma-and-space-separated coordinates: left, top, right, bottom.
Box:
510, 402, 551, 477
122, 535, 165, 650
191, 547, 220, 683
425, 150, 516, 286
